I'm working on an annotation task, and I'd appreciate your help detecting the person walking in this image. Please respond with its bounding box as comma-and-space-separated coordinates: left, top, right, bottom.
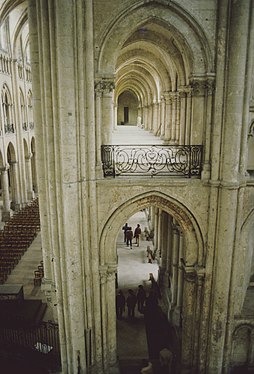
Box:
126, 289, 137, 319
147, 245, 153, 263
134, 223, 141, 246
116, 290, 125, 319
126, 227, 133, 249
122, 223, 129, 243
137, 284, 146, 314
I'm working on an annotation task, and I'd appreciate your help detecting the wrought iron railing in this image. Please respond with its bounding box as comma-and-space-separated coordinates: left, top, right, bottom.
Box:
0, 320, 61, 370
101, 144, 203, 178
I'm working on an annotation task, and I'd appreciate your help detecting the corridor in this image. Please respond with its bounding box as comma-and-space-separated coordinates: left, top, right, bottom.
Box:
116, 210, 159, 371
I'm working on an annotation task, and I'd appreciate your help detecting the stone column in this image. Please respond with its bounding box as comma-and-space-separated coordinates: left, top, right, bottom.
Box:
175, 93, 181, 144
157, 209, 162, 259
208, 1, 252, 373
152, 101, 158, 135
190, 77, 206, 145
9, 161, 20, 211
194, 269, 205, 371
249, 330, 254, 366
166, 215, 173, 278
148, 104, 153, 132
157, 100, 161, 136
143, 105, 148, 130
164, 93, 172, 142
99, 267, 108, 368
153, 207, 159, 253
95, 80, 115, 145
25, 153, 34, 200
31, 151, 38, 193
176, 232, 184, 309
170, 93, 177, 143
0, 165, 11, 221
114, 104, 117, 131
107, 265, 118, 366
171, 225, 179, 306
160, 96, 165, 139
160, 211, 168, 269
95, 87, 103, 173
202, 77, 215, 180
179, 89, 187, 145
181, 266, 197, 371
185, 90, 192, 145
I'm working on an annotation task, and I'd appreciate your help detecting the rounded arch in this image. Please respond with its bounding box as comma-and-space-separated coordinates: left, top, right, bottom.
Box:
100, 191, 204, 267
97, 1, 213, 77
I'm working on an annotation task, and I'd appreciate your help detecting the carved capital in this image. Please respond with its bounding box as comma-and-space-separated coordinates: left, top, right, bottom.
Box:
95, 79, 115, 94
0, 163, 10, 172
190, 78, 215, 97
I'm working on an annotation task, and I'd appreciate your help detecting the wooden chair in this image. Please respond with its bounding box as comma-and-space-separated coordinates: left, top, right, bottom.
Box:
34, 270, 42, 286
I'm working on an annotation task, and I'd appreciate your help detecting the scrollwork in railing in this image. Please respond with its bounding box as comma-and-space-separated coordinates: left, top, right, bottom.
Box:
101, 145, 203, 178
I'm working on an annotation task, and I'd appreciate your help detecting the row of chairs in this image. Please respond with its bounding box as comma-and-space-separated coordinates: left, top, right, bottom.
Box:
0, 198, 41, 284
34, 261, 44, 286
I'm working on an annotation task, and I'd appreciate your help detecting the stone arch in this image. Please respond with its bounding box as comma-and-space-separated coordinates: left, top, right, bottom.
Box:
231, 323, 254, 368
100, 191, 204, 267
1, 83, 14, 133
97, 0, 212, 77
99, 190, 205, 371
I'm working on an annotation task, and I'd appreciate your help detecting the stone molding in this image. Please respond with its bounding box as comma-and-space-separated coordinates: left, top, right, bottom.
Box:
99, 264, 117, 284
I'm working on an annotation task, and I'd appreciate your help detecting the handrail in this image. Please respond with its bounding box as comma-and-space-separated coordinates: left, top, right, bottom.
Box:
101, 144, 203, 178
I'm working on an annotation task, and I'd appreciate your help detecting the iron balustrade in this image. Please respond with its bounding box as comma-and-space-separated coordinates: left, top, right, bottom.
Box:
101, 144, 203, 178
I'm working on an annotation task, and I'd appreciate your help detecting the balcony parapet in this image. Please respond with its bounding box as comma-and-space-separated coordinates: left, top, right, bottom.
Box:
101, 144, 203, 178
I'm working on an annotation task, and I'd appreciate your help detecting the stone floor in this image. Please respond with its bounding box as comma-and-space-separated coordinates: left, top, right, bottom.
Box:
112, 124, 164, 145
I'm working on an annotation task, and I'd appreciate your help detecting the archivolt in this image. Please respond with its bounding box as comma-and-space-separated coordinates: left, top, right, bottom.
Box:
100, 191, 204, 268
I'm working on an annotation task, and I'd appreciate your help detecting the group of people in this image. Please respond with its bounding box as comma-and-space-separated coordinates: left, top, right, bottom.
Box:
116, 285, 147, 320
122, 223, 142, 249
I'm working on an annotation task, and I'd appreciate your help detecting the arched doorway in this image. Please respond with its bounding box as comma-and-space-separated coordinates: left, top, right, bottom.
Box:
100, 192, 204, 371
117, 91, 139, 126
